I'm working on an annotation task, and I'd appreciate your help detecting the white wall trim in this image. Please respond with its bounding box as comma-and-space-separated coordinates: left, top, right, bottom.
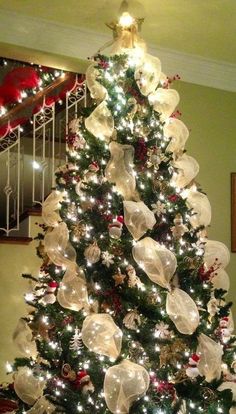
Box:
0, 9, 235, 92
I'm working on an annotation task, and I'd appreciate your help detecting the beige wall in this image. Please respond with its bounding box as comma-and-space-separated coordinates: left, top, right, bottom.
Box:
0, 218, 42, 382
178, 81, 236, 312
0, 82, 235, 382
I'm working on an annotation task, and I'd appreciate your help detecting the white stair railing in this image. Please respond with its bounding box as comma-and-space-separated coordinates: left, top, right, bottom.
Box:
0, 78, 86, 237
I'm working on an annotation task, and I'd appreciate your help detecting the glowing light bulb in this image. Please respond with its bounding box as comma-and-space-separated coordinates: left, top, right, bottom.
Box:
119, 12, 134, 27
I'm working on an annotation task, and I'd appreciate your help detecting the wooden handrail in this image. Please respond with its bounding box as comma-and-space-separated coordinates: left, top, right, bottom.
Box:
0, 72, 76, 127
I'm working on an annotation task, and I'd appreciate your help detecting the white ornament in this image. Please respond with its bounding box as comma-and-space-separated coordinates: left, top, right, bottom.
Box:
14, 367, 45, 406
132, 237, 177, 289
102, 251, 115, 267
151, 200, 166, 216
123, 310, 141, 330
104, 360, 150, 413
207, 297, 219, 317
186, 354, 200, 378
81, 313, 122, 359
108, 219, 123, 239
70, 327, 83, 351
154, 321, 171, 339
123, 201, 156, 240
126, 265, 143, 289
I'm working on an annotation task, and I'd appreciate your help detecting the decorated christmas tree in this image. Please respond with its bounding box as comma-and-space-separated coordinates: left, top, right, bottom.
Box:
1, 9, 236, 414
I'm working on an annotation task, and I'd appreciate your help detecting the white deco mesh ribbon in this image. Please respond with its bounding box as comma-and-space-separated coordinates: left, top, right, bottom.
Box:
132, 237, 177, 289
26, 396, 55, 414
218, 382, 236, 401
81, 313, 122, 359
211, 268, 230, 293
134, 53, 161, 96
104, 359, 150, 414
172, 154, 199, 188
204, 239, 230, 269
105, 141, 136, 200
85, 100, 114, 142
14, 367, 45, 405
166, 288, 200, 335
123, 201, 156, 240
164, 118, 189, 154
197, 333, 223, 382
148, 88, 180, 121
44, 222, 76, 267
57, 264, 89, 312
86, 64, 107, 101
186, 188, 211, 228
13, 319, 37, 359
42, 190, 64, 227
44, 222, 88, 311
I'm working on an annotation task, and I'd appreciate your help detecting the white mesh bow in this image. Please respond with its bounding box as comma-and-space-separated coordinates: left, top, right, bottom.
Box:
134, 53, 161, 96
212, 269, 230, 293
26, 396, 55, 414
166, 288, 200, 334
123, 201, 156, 240
85, 101, 114, 142
165, 118, 189, 154
148, 88, 180, 121
218, 382, 236, 401
86, 64, 107, 101
186, 189, 211, 228
57, 264, 88, 312
204, 239, 230, 269
172, 154, 199, 188
132, 237, 177, 289
13, 319, 37, 359
44, 222, 76, 267
104, 360, 150, 413
81, 313, 122, 359
105, 141, 136, 200
197, 333, 223, 382
42, 190, 64, 227
14, 367, 45, 405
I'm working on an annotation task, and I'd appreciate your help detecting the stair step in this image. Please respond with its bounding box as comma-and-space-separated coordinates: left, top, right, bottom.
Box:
0, 236, 33, 245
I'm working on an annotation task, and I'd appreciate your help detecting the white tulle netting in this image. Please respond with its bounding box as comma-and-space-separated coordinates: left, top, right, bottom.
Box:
81, 313, 122, 359
172, 154, 199, 188
132, 237, 177, 289
104, 360, 150, 414
164, 118, 189, 154
86, 64, 107, 101
211, 268, 230, 293
14, 367, 45, 405
186, 189, 211, 228
42, 190, 64, 227
123, 201, 156, 240
134, 53, 161, 96
85, 101, 114, 142
166, 288, 200, 335
12, 318, 37, 359
204, 239, 230, 269
105, 141, 136, 200
197, 333, 223, 382
26, 396, 55, 414
57, 265, 89, 312
148, 88, 180, 121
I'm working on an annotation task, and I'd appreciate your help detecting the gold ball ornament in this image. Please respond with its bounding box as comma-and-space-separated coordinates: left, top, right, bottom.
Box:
84, 241, 101, 264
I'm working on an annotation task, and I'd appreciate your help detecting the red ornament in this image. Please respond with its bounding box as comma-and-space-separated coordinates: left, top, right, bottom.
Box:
168, 194, 180, 203
48, 281, 59, 289
4, 67, 40, 90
